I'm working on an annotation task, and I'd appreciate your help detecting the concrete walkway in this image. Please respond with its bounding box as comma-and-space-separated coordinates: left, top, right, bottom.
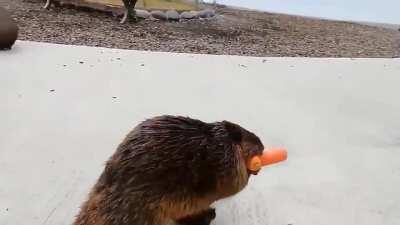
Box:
1, 41, 400, 225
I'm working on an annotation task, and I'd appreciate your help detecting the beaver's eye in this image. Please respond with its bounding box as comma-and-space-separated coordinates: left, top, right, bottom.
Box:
249, 148, 261, 156
247, 148, 258, 158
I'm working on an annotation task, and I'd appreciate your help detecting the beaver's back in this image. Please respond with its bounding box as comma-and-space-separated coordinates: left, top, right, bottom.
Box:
100, 116, 236, 201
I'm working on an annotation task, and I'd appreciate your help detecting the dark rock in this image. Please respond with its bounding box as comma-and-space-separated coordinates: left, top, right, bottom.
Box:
0, 7, 18, 50
190, 11, 200, 18
166, 10, 180, 21
180, 11, 196, 20
151, 10, 167, 21
270, 19, 281, 30
198, 9, 215, 18
135, 9, 151, 19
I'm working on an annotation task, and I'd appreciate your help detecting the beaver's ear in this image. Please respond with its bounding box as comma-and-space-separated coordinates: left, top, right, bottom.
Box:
222, 121, 243, 143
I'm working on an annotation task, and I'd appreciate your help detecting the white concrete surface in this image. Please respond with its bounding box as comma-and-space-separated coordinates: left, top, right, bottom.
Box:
1, 41, 400, 225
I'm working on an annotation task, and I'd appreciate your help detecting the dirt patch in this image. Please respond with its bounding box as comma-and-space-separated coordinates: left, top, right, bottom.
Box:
1, 0, 399, 57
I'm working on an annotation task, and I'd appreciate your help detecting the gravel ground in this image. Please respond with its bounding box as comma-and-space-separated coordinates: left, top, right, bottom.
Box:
1, 0, 400, 57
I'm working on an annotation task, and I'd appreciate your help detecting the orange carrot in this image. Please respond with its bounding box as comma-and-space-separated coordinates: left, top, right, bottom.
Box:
247, 148, 287, 171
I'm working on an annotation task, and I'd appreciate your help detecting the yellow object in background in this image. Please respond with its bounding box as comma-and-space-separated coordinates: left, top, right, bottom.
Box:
85, 0, 198, 11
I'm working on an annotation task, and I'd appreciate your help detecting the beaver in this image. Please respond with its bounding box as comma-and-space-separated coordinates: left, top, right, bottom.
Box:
0, 7, 18, 50
73, 115, 264, 225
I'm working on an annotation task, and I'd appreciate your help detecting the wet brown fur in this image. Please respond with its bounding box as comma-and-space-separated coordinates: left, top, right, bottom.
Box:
73, 115, 264, 225
0, 7, 18, 50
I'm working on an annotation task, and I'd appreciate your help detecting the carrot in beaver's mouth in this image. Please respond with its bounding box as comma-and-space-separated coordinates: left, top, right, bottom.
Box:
247, 148, 287, 172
